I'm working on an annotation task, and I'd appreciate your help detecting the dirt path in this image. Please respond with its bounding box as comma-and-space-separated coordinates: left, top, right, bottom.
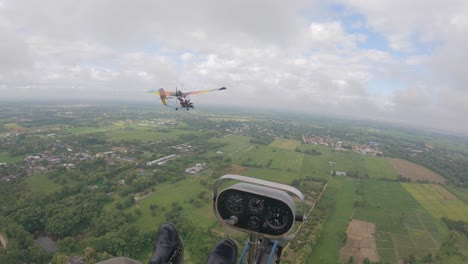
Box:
0, 233, 7, 249
417, 214, 440, 248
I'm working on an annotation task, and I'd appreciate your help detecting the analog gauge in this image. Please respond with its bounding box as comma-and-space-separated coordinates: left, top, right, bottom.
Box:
248, 197, 264, 213
248, 216, 261, 229
225, 192, 244, 214
266, 207, 289, 230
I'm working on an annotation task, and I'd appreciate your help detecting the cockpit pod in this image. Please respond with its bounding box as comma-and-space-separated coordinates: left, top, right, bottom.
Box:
213, 174, 305, 241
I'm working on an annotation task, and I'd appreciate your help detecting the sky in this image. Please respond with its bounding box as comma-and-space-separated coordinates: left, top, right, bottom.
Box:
1, 0, 468, 134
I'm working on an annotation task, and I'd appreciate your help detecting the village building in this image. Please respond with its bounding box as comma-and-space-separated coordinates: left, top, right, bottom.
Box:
146, 154, 178, 166
185, 163, 206, 175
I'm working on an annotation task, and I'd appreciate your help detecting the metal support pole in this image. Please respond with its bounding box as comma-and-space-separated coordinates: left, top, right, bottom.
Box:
247, 234, 259, 264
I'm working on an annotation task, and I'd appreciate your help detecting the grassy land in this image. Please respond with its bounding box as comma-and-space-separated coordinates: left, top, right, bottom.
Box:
4, 123, 27, 132
235, 145, 304, 171
297, 146, 398, 180
269, 138, 301, 150
0, 151, 23, 163
65, 126, 117, 135
365, 156, 399, 179
132, 175, 212, 232
129, 173, 219, 263
26, 173, 62, 194
354, 180, 449, 262
402, 183, 468, 222
307, 177, 358, 264
106, 127, 198, 142
212, 135, 253, 155
242, 167, 298, 185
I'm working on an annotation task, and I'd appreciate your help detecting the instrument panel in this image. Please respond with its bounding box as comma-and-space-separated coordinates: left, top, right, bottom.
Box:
216, 183, 295, 236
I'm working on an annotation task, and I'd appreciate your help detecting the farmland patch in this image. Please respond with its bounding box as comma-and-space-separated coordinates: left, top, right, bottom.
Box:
354, 180, 448, 263
402, 183, 468, 222
390, 158, 446, 183
339, 219, 380, 264
269, 138, 301, 150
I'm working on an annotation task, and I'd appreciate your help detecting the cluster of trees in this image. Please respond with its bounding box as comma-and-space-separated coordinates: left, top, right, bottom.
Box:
286, 178, 328, 262
442, 218, 468, 236
0, 180, 156, 263
0, 224, 51, 263
249, 136, 274, 145
295, 147, 322, 155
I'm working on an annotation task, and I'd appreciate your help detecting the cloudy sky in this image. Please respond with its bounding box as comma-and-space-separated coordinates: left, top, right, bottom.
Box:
1, 0, 468, 133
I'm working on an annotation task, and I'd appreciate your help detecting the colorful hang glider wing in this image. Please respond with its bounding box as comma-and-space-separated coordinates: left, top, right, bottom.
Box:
184, 87, 227, 96
147, 88, 177, 105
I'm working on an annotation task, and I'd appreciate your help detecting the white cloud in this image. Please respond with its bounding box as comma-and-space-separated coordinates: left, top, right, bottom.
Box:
0, 0, 468, 133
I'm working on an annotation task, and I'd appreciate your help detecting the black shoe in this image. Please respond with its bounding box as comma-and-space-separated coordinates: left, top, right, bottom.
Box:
148, 223, 184, 264
207, 239, 238, 264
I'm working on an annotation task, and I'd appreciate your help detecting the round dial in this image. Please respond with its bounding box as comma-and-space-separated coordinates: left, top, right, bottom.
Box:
248, 216, 261, 229
248, 197, 264, 213
266, 207, 289, 229
225, 192, 244, 214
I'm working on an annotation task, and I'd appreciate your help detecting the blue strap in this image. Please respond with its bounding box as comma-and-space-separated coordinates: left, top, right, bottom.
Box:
266, 240, 278, 264
238, 241, 250, 264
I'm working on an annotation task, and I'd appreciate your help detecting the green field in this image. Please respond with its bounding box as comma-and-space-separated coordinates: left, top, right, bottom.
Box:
354, 180, 449, 262
365, 156, 399, 179
402, 183, 468, 222
214, 136, 305, 172
269, 138, 301, 150
26, 173, 62, 194
237, 146, 304, 171
133, 175, 212, 232
0, 151, 23, 163
4, 123, 27, 131
213, 135, 253, 156
65, 126, 116, 135
129, 173, 225, 263
297, 145, 398, 180
308, 177, 358, 264
106, 127, 198, 142
242, 167, 298, 184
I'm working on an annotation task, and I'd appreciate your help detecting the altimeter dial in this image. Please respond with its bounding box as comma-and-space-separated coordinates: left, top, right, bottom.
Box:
225, 192, 244, 214
266, 207, 289, 230
248, 197, 264, 213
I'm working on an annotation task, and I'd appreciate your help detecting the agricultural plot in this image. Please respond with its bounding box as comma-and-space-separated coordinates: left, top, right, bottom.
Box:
212, 135, 253, 156
339, 219, 380, 264
354, 180, 448, 263
0, 151, 23, 163
299, 147, 334, 178
4, 123, 27, 132
364, 156, 399, 179
133, 176, 211, 231
106, 127, 197, 142
308, 178, 359, 264
390, 158, 446, 183
26, 173, 62, 194
242, 167, 298, 184
299, 147, 394, 179
232, 145, 304, 172
269, 138, 301, 150
402, 183, 468, 222
297, 146, 399, 180
65, 125, 116, 135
